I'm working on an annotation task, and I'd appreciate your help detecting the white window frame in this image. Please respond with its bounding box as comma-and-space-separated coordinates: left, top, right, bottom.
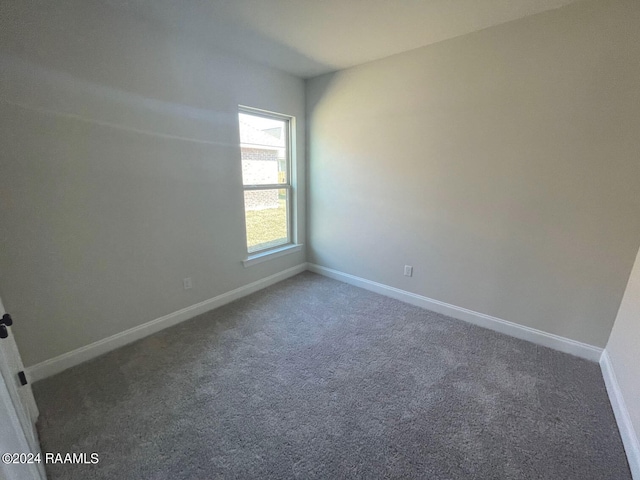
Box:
239, 106, 301, 267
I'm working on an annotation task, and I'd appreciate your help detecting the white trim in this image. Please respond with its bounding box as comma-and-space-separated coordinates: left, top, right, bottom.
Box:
26, 263, 307, 382
243, 244, 303, 267
0, 373, 45, 480
244, 184, 290, 191
238, 104, 292, 121
600, 350, 640, 479
307, 263, 603, 362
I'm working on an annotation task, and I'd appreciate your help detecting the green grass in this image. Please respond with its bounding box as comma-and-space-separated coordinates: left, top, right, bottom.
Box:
245, 199, 288, 253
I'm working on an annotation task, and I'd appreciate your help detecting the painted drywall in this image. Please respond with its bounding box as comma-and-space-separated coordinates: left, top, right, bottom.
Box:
607, 247, 640, 450
0, 0, 306, 367
306, 0, 640, 347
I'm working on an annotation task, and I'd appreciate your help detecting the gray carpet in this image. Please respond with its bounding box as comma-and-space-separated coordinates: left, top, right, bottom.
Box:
33, 272, 631, 479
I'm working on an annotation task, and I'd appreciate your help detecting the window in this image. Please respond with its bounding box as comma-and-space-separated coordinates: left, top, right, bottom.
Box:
239, 107, 295, 257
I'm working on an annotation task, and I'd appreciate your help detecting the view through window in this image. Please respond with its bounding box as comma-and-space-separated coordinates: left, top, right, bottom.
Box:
239, 109, 292, 254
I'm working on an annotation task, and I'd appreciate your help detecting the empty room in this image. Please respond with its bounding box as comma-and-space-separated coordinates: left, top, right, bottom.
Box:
1, 0, 639, 478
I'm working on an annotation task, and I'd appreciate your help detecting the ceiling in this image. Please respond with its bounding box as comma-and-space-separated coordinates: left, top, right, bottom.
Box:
106, 0, 583, 78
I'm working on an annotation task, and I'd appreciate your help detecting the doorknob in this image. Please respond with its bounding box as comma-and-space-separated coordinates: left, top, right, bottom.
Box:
0, 325, 6, 339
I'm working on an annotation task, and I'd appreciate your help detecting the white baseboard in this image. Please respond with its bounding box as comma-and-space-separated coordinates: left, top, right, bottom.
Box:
26, 263, 307, 382
27, 261, 604, 377
307, 263, 603, 362
600, 351, 640, 479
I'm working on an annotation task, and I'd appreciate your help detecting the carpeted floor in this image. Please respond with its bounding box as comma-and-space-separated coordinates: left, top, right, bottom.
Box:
33, 272, 631, 479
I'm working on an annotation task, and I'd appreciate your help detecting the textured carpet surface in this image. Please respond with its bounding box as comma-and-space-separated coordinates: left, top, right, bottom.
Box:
34, 272, 631, 479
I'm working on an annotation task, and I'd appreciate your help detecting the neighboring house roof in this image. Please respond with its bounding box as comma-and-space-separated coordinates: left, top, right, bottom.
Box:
262, 127, 282, 140
239, 120, 284, 149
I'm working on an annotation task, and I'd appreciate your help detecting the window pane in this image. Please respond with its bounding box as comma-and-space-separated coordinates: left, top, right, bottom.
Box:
244, 189, 289, 253
239, 113, 287, 185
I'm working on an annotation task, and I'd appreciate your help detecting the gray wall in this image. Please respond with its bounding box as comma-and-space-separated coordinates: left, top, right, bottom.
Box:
607, 246, 640, 447
306, 0, 640, 347
0, 0, 306, 367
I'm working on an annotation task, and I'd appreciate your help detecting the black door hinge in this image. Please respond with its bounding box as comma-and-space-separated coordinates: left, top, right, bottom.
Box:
0, 314, 12, 339
1, 314, 13, 326
18, 371, 28, 386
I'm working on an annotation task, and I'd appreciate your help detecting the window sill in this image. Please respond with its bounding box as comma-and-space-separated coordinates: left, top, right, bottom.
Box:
242, 244, 303, 268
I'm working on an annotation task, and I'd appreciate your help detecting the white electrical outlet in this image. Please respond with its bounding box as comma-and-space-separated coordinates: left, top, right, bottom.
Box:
183, 277, 192, 290
404, 265, 413, 277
